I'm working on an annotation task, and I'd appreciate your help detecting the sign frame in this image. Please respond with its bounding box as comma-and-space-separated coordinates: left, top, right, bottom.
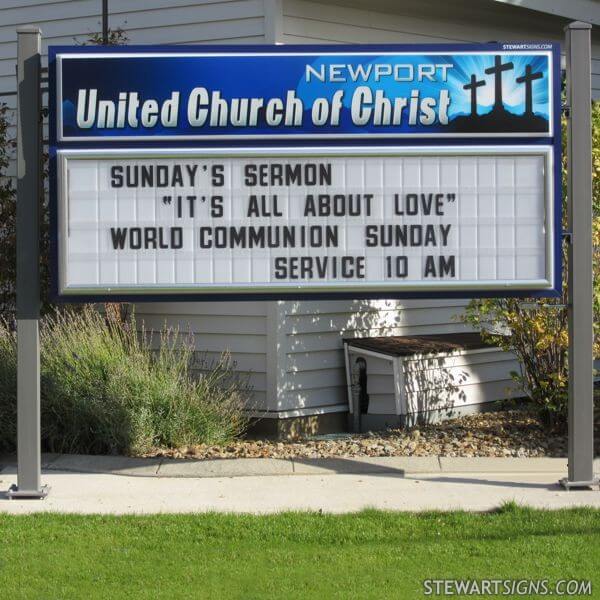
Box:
48, 42, 563, 302
55, 145, 557, 300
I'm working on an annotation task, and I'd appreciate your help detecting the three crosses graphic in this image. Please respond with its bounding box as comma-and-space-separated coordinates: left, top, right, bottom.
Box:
462, 55, 543, 117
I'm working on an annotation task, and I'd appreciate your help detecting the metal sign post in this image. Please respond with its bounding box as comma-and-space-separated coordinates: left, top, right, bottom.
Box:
8, 26, 48, 499
561, 21, 599, 490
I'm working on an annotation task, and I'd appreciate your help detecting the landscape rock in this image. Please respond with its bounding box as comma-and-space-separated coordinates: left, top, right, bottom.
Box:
141, 410, 598, 461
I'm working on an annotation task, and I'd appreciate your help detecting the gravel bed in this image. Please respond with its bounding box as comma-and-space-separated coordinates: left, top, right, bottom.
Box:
145, 410, 600, 460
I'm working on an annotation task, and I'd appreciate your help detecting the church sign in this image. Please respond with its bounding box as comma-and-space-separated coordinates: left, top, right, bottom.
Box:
49, 43, 561, 300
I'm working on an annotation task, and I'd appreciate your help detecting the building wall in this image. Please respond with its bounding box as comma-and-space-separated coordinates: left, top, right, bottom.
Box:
281, 0, 600, 98
135, 301, 271, 408
2, 0, 598, 421
0, 0, 271, 408
273, 0, 595, 419
277, 299, 473, 417
0, 0, 266, 175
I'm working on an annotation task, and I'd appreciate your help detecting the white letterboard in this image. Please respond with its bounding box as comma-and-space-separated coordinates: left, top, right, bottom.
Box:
57, 147, 554, 296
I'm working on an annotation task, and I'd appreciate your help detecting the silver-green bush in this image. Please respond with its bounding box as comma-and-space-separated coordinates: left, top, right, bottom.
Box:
0, 308, 250, 455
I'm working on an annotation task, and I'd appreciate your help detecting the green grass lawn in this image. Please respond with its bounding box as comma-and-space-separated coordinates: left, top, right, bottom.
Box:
1, 504, 599, 599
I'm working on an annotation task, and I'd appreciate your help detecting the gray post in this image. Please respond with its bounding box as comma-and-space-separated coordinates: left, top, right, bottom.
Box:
560, 22, 599, 490
8, 27, 48, 499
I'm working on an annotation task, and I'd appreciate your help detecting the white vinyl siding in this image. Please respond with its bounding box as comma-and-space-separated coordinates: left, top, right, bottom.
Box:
282, 0, 600, 98
357, 349, 518, 416
274, 0, 551, 417
0, 0, 266, 175
277, 299, 472, 414
2, 0, 597, 420
0, 0, 271, 408
134, 301, 270, 407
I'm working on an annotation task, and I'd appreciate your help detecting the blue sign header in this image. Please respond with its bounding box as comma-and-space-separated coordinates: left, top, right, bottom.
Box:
51, 43, 559, 141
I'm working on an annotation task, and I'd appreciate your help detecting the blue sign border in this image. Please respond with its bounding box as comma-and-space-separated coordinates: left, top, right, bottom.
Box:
48, 43, 562, 302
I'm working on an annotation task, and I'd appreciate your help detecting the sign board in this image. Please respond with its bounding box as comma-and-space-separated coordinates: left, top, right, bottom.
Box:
49, 43, 562, 300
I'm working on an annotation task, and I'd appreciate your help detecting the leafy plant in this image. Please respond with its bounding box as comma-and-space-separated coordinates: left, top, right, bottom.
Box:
78, 27, 129, 46
0, 308, 251, 454
463, 299, 569, 428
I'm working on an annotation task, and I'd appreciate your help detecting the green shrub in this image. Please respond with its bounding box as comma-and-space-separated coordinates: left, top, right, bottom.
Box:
0, 308, 250, 455
463, 299, 569, 429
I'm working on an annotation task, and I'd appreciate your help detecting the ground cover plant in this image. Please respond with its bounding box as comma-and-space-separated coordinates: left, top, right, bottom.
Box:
0, 307, 250, 455
0, 505, 598, 599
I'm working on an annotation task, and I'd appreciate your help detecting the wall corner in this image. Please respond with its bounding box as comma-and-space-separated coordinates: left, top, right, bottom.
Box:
263, 0, 284, 44
266, 301, 285, 412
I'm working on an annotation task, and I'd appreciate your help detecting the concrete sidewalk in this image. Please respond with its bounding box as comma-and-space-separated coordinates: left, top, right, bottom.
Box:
0, 454, 599, 514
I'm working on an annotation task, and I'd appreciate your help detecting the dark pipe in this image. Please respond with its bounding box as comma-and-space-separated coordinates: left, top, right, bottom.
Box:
357, 358, 369, 415
102, 0, 108, 45
351, 357, 370, 433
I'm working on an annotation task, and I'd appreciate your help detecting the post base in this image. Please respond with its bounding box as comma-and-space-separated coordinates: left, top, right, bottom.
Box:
7, 484, 50, 499
559, 477, 600, 490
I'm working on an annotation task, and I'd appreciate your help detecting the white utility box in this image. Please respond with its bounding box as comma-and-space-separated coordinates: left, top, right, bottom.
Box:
344, 334, 520, 429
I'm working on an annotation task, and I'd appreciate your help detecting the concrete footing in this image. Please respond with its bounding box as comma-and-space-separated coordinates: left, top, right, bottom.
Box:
247, 411, 349, 439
